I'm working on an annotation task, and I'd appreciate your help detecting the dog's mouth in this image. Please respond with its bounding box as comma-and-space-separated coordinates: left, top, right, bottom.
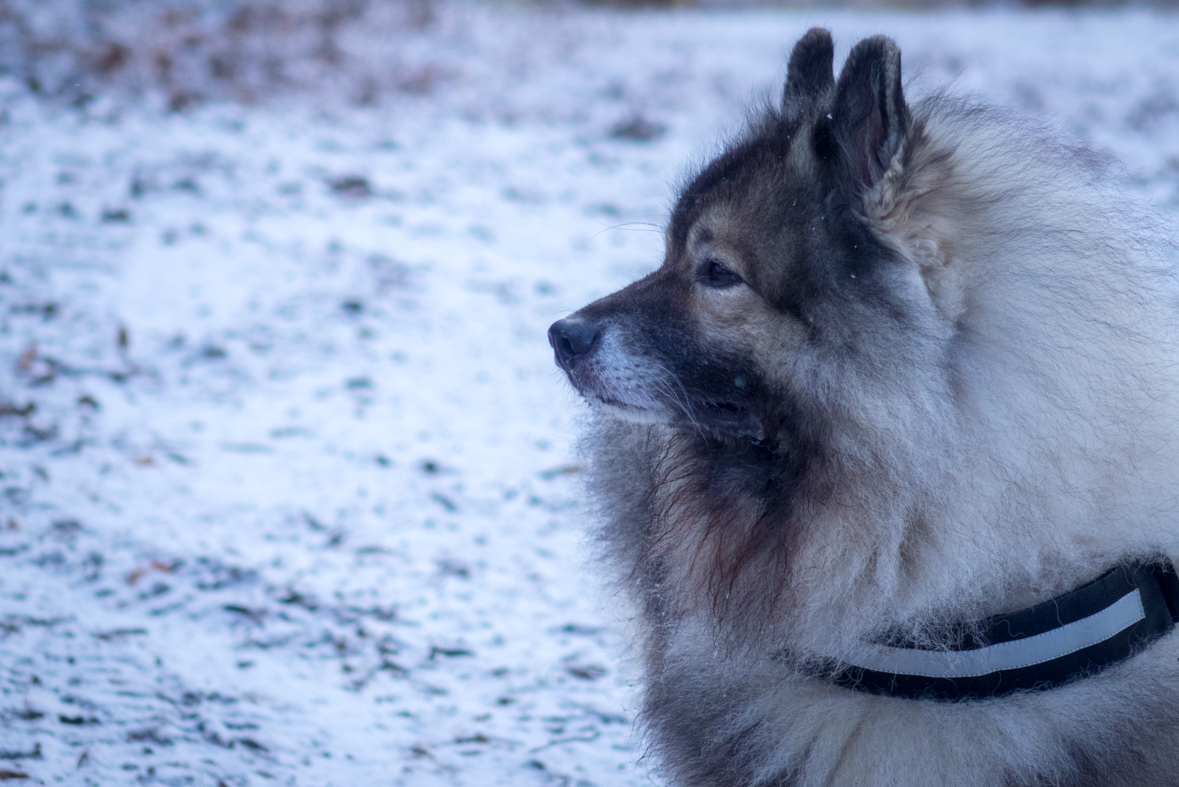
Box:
556, 347, 765, 439
589, 389, 763, 439
595, 394, 650, 414
587, 393, 666, 425
702, 399, 747, 418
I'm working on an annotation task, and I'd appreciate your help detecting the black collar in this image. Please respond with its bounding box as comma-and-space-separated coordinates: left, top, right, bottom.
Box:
823, 560, 1179, 701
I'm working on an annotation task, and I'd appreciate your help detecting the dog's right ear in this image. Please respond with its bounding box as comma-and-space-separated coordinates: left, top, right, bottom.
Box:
783, 28, 834, 114
826, 35, 909, 197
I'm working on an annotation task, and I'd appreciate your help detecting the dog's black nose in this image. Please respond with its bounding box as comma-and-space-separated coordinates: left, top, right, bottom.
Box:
548, 318, 599, 368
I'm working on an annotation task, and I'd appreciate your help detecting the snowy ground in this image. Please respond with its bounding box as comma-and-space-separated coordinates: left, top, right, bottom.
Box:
1, 5, 1178, 785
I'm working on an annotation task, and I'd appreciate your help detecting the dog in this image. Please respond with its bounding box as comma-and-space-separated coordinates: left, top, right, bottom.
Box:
549, 28, 1179, 787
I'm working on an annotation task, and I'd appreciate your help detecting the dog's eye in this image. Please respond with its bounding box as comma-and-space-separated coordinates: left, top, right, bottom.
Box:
700, 259, 743, 289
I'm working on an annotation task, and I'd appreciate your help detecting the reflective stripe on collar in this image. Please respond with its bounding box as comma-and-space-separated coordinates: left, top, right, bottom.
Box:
845, 589, 1145, 679
822, 560, 1179, 701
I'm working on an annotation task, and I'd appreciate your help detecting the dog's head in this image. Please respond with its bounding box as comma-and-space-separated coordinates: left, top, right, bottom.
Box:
550, 30, 945, 452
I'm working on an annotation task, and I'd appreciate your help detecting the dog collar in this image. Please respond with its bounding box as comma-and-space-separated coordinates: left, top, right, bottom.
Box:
825, 560, 1179, 701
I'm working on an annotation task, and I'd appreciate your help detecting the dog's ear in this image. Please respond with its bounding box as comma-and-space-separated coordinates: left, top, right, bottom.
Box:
783, 28, 834, 113
827, 36, 909, 195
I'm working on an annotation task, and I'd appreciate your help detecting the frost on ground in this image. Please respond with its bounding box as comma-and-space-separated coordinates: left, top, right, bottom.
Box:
1, 5, 1178, 786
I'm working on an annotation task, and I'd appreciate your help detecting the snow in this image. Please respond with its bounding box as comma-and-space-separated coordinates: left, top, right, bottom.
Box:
1, 5, 1178, 785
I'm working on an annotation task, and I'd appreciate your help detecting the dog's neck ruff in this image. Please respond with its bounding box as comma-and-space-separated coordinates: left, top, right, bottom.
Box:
827, 561, 1179, 701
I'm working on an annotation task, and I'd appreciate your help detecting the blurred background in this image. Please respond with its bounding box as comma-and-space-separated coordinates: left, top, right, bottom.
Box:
0, 1, 1177, 786
1, 0, 1177, 112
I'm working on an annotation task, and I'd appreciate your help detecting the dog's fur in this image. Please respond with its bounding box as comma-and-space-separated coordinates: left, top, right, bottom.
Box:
549, 29, 1179, 787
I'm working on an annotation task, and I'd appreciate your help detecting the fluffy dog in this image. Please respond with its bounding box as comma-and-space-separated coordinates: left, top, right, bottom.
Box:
549, 28, 1179, 787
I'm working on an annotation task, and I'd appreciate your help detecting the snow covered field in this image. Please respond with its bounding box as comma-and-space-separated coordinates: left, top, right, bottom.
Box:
1, 5, 1178, 785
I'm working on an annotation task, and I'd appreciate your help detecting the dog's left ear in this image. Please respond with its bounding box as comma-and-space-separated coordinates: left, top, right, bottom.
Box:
827, 36, 909, 197
783, 28, 835, 115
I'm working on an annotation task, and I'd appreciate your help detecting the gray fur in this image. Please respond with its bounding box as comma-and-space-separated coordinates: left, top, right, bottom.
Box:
550, 29, 1179, 787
